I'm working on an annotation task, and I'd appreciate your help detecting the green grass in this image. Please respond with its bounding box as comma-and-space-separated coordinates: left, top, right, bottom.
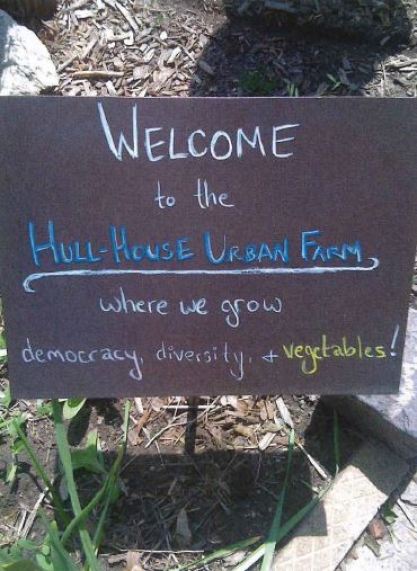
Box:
260, 429, 295, 571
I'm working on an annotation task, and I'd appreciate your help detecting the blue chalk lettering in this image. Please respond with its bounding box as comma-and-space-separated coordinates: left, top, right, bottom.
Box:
345, 241, 363, 263
177, 239, 194, 261
109, 225, 131, 264
29, 221, 60, 267
301, 230, 321, 261
203, 232, 226, 264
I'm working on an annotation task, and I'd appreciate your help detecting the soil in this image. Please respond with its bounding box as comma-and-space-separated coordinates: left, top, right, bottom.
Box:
0, 392, 363, 570
1, 0, 417, 569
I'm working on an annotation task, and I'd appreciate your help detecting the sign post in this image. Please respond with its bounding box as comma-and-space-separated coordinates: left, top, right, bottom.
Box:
0, 97, 416, 398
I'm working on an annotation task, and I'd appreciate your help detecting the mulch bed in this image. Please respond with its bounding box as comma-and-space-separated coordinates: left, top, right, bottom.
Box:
0, 391, 363, 570
37, 0, 417, 99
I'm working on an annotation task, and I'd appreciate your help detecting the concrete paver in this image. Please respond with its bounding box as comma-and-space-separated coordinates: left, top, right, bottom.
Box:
343, 475, 417, 571
273, 440, 408, 570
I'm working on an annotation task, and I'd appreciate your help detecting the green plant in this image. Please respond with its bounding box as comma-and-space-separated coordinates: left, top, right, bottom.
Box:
0, 383, 11, 410
260, 429, 295, 571
62, 399, 87, 421
284, 80, 299, 97
170, 536, 261, 571
36, 401, 53, 419
0, 538, 45, 570
240, 70, 278, 96
4, 413, 28, 486
382, 505, 398, 526
0, 329, 7, 367
0, 399, 131, 570
0, 380, 25, 485
326, 73, 342, 91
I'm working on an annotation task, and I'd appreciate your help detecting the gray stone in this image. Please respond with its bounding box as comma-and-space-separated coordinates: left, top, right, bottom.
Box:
273, 440, 408, 571
401, 476, 417, 504
343, 474, 417, 571
0, 9, 58, 95
327, 308, 417, 459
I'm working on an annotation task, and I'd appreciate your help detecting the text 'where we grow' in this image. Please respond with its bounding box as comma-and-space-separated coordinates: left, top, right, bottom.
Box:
0, 96, 416, 398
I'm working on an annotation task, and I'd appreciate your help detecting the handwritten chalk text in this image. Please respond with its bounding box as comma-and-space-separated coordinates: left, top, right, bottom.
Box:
21, 338, 144, 381
98, 102, 300, 162
28, 221, 367, 270
282, 335, 387, 375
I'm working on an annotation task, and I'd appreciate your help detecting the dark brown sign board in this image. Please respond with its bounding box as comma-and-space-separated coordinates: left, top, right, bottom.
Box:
0, 96, 416, 399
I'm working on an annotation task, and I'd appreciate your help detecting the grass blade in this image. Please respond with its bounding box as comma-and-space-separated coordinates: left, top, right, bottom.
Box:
0, 561, 43, 571
39, 513, 79, 571
61, 477, 108, 546
51, 400, 101, 571
169, 536, 261, 571
233, 544, 266, 571
92, 399, 131, 552
234, 489, 327, 571
260, 428, 295, 571
13, 419, 69, 527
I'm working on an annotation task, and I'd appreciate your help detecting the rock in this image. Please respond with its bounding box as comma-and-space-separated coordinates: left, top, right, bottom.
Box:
401, 478, 417, 505
344, 471, 417, 571
273, 441, 408, 570
0, 0, 57, 20
0, 9, 58, 95
327, 308, 417, 459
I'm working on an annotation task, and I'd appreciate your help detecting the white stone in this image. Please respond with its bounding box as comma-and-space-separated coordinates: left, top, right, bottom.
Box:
344, 473, 417, 571
273, 441, 408, 570
0, 10, 58, 95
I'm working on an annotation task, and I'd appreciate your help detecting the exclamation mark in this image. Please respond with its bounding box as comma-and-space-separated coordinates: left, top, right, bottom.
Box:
391, 325, 400, 357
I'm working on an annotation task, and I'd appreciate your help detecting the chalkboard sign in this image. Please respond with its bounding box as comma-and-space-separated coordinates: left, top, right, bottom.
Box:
0, 97, 416, 398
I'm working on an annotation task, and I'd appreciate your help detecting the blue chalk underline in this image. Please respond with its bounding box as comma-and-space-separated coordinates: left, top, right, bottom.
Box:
22, 257, 380, 292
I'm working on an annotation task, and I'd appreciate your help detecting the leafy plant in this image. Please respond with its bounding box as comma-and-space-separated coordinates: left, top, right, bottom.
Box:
70, 429, 105, 475
284, 80, 299, 97
36, 401, 54, 419
0, 399, 131, 570
0, 382, 11, 409
1, 412, 27, 485
382, 505, 398, 526
62, 399, 87, 421
0, 329, 7, 366
0, 538, 42, 568
240, 70, 278, 96
326, 73, 342, 91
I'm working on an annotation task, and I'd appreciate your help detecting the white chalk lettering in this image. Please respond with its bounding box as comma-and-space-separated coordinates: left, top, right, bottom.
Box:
272, 124, 300, 158
22, 338, 143, 381
179, 298, 208, 315
99, 287, 169, 315
236, 126, 266, 158
155, 341, 247, 381
97, 102, 138, 161
97, 102, 300, 162
221, 297, 283, 328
